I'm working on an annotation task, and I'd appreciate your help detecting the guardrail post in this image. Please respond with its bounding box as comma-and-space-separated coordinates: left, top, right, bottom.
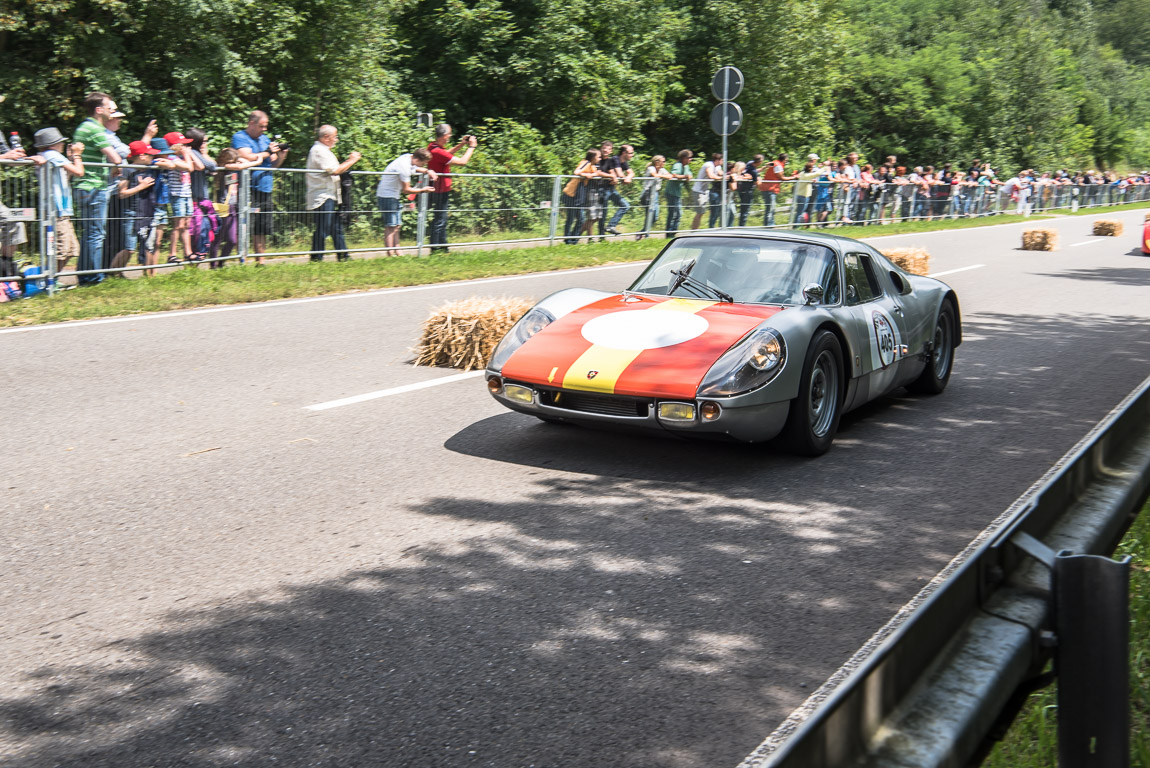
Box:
548, 176, 561, 247
40, 161, 56, 295
416, 192, 428, 256
1054, 551, 1131, 768
238, 169, 250, 264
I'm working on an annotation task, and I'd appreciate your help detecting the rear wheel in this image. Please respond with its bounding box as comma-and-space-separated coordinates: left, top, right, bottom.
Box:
908, 301, 955, 395
782, 330, 843, 456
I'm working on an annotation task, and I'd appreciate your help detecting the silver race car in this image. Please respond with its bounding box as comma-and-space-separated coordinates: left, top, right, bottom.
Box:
486, 230, 961, 455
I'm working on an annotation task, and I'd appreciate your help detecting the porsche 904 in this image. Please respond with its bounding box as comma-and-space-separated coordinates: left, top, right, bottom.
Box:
485, 230, 961, 455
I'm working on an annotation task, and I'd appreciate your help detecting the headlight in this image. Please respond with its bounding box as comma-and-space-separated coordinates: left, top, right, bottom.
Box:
748, 334, 783, 370
697, 327, 787, 396
487, 306, 556, 371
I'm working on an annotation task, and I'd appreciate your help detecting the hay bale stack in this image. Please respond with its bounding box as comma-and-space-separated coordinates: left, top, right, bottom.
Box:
881, 247, 931, 275
1021, 228, 1059, 251
414, 297, 535, 370
1092, 219, 1124, 236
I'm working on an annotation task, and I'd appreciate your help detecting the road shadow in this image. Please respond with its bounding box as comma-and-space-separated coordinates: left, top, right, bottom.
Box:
1039, 265, 1150, 287
0, 469, 933, 768
3, 312, 1150, 767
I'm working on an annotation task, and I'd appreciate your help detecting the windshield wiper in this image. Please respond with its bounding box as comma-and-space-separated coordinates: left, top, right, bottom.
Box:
668, 259, 695, 295
669, 264, 733, 303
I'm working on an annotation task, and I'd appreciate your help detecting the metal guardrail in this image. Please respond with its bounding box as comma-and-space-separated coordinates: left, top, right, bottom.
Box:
3, 156, 1150, 288
737, 372, 1150, 768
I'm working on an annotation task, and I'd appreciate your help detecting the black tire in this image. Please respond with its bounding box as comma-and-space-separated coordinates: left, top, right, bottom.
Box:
908, 301, 956, 395
782, 330, 843, 456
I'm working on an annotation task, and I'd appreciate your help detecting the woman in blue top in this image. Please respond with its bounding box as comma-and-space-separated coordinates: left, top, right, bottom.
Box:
813, 161, 836, 225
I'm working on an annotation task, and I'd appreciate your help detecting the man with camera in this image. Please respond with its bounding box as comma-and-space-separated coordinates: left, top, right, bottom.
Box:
306, 125, 361, 262
232, 110, 289, 265
426, 124, 477, 254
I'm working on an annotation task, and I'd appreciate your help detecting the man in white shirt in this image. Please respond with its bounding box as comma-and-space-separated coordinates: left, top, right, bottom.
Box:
306, 125, 361, 262
690, 152, 723, 230
375, 148, 436, 257
841, 151, 861, 222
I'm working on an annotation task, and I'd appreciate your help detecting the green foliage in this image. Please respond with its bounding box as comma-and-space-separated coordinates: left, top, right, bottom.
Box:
1, 0, 1150, 173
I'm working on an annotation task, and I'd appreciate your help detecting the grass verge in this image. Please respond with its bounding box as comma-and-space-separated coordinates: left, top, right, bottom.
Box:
984, 502, 1150, 767
3, 202, 1147, 328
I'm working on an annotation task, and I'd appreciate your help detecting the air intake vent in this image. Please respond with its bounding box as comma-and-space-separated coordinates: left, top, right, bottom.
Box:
541, 390, 651, 418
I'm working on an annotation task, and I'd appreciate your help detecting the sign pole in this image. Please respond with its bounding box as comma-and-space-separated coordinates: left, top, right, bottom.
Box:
720, 68, 728, 228
711, 66, 743, 230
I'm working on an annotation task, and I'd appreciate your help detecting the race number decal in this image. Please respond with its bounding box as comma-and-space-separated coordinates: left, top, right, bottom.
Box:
872, 310, 898, 369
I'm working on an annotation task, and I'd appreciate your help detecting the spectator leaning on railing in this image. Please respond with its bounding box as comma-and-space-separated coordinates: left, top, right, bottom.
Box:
306, 125, 361, 262
376, 147, 436, 258
186, 128, 219, 260
638, 154, 672, 239
232, 110, 288, 266
0, 145, 42, 276
664, 149, 693, 237
33, 127, 83, 275
561, 149, 600, 245
427, 123, 476, 255
600, 144, 635, 236
691, 152, 722, 230
72, 92, 126, 285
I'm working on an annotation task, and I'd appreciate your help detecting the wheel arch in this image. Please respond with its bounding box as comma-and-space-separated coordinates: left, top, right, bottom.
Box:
942, 291, 962, 347
813, 320, 853, 396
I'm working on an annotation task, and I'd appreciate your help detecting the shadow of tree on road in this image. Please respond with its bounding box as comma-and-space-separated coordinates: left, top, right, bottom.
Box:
2, 312, 1149, 768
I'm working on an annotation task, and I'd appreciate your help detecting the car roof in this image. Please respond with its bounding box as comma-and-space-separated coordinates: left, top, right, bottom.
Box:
669, 227, 867, 252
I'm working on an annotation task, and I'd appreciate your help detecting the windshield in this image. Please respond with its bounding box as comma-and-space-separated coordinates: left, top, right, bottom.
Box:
629, 237, 840, 305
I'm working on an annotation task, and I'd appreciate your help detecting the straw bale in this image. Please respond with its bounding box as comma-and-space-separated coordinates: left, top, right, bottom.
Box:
1021, 228, 1059, 251
880, 247, 931, 275
1092, 219, 1124, 236
414, 296, 535, 371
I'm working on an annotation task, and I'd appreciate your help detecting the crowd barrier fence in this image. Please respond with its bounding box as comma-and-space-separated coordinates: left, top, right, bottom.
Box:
3, 158, 1148, 291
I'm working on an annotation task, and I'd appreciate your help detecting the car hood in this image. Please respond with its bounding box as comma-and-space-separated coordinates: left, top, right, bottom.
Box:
501, 294, 784, 398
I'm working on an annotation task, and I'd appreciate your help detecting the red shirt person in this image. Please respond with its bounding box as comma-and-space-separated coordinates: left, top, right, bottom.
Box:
426, 123, 477, 253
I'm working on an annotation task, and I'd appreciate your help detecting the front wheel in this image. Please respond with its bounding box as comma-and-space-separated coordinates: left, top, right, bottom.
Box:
908, 301, 956, 395
782, 330, 843, 456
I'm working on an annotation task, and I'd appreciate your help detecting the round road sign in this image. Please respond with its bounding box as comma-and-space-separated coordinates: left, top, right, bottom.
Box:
710, 102, 744, 136
711, 66, 745, 102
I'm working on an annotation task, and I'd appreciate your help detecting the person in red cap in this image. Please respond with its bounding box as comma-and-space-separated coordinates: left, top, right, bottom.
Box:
162, 131, 201, 263
120, 141, 161, 274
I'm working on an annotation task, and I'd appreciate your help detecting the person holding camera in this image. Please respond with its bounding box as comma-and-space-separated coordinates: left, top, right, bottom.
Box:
306, 125, 361, 262
426, 124, 476, 254
232, 110, 288, 265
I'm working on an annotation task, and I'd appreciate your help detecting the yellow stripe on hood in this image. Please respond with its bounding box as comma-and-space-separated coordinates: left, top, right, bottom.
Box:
560, 298, 715, 393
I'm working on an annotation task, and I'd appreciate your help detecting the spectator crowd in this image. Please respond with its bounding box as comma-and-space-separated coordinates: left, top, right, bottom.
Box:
0, 92, 479, 285
1, 90, 1148, 287
562, 146, 1150, 241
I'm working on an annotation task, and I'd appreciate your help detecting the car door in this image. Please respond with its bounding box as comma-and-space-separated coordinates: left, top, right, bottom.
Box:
840, 251, 913, 399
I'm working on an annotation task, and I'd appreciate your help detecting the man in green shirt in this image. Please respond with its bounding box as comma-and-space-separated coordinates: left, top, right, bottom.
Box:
72, 92, 124, 285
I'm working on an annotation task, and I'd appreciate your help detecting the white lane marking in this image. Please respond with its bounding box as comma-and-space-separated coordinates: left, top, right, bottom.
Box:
927, 264, 986, 278
0, 262, 648, 336
1070, 239, 1106, 247
304, 370, 484, 411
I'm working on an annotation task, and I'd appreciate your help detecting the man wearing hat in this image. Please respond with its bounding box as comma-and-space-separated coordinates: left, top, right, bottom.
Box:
72, 92, 126, 284
34, 127, 84, 275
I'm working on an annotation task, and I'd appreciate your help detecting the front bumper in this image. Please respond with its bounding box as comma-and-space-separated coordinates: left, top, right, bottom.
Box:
487, 376, 791, 443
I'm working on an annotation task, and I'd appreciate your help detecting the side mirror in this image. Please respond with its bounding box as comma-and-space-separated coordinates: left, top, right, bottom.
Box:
802, 283, 825, 305
889, 270, 911, 295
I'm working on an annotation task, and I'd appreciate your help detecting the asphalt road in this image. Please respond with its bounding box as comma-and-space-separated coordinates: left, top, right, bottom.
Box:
2, 211, 1149, 767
